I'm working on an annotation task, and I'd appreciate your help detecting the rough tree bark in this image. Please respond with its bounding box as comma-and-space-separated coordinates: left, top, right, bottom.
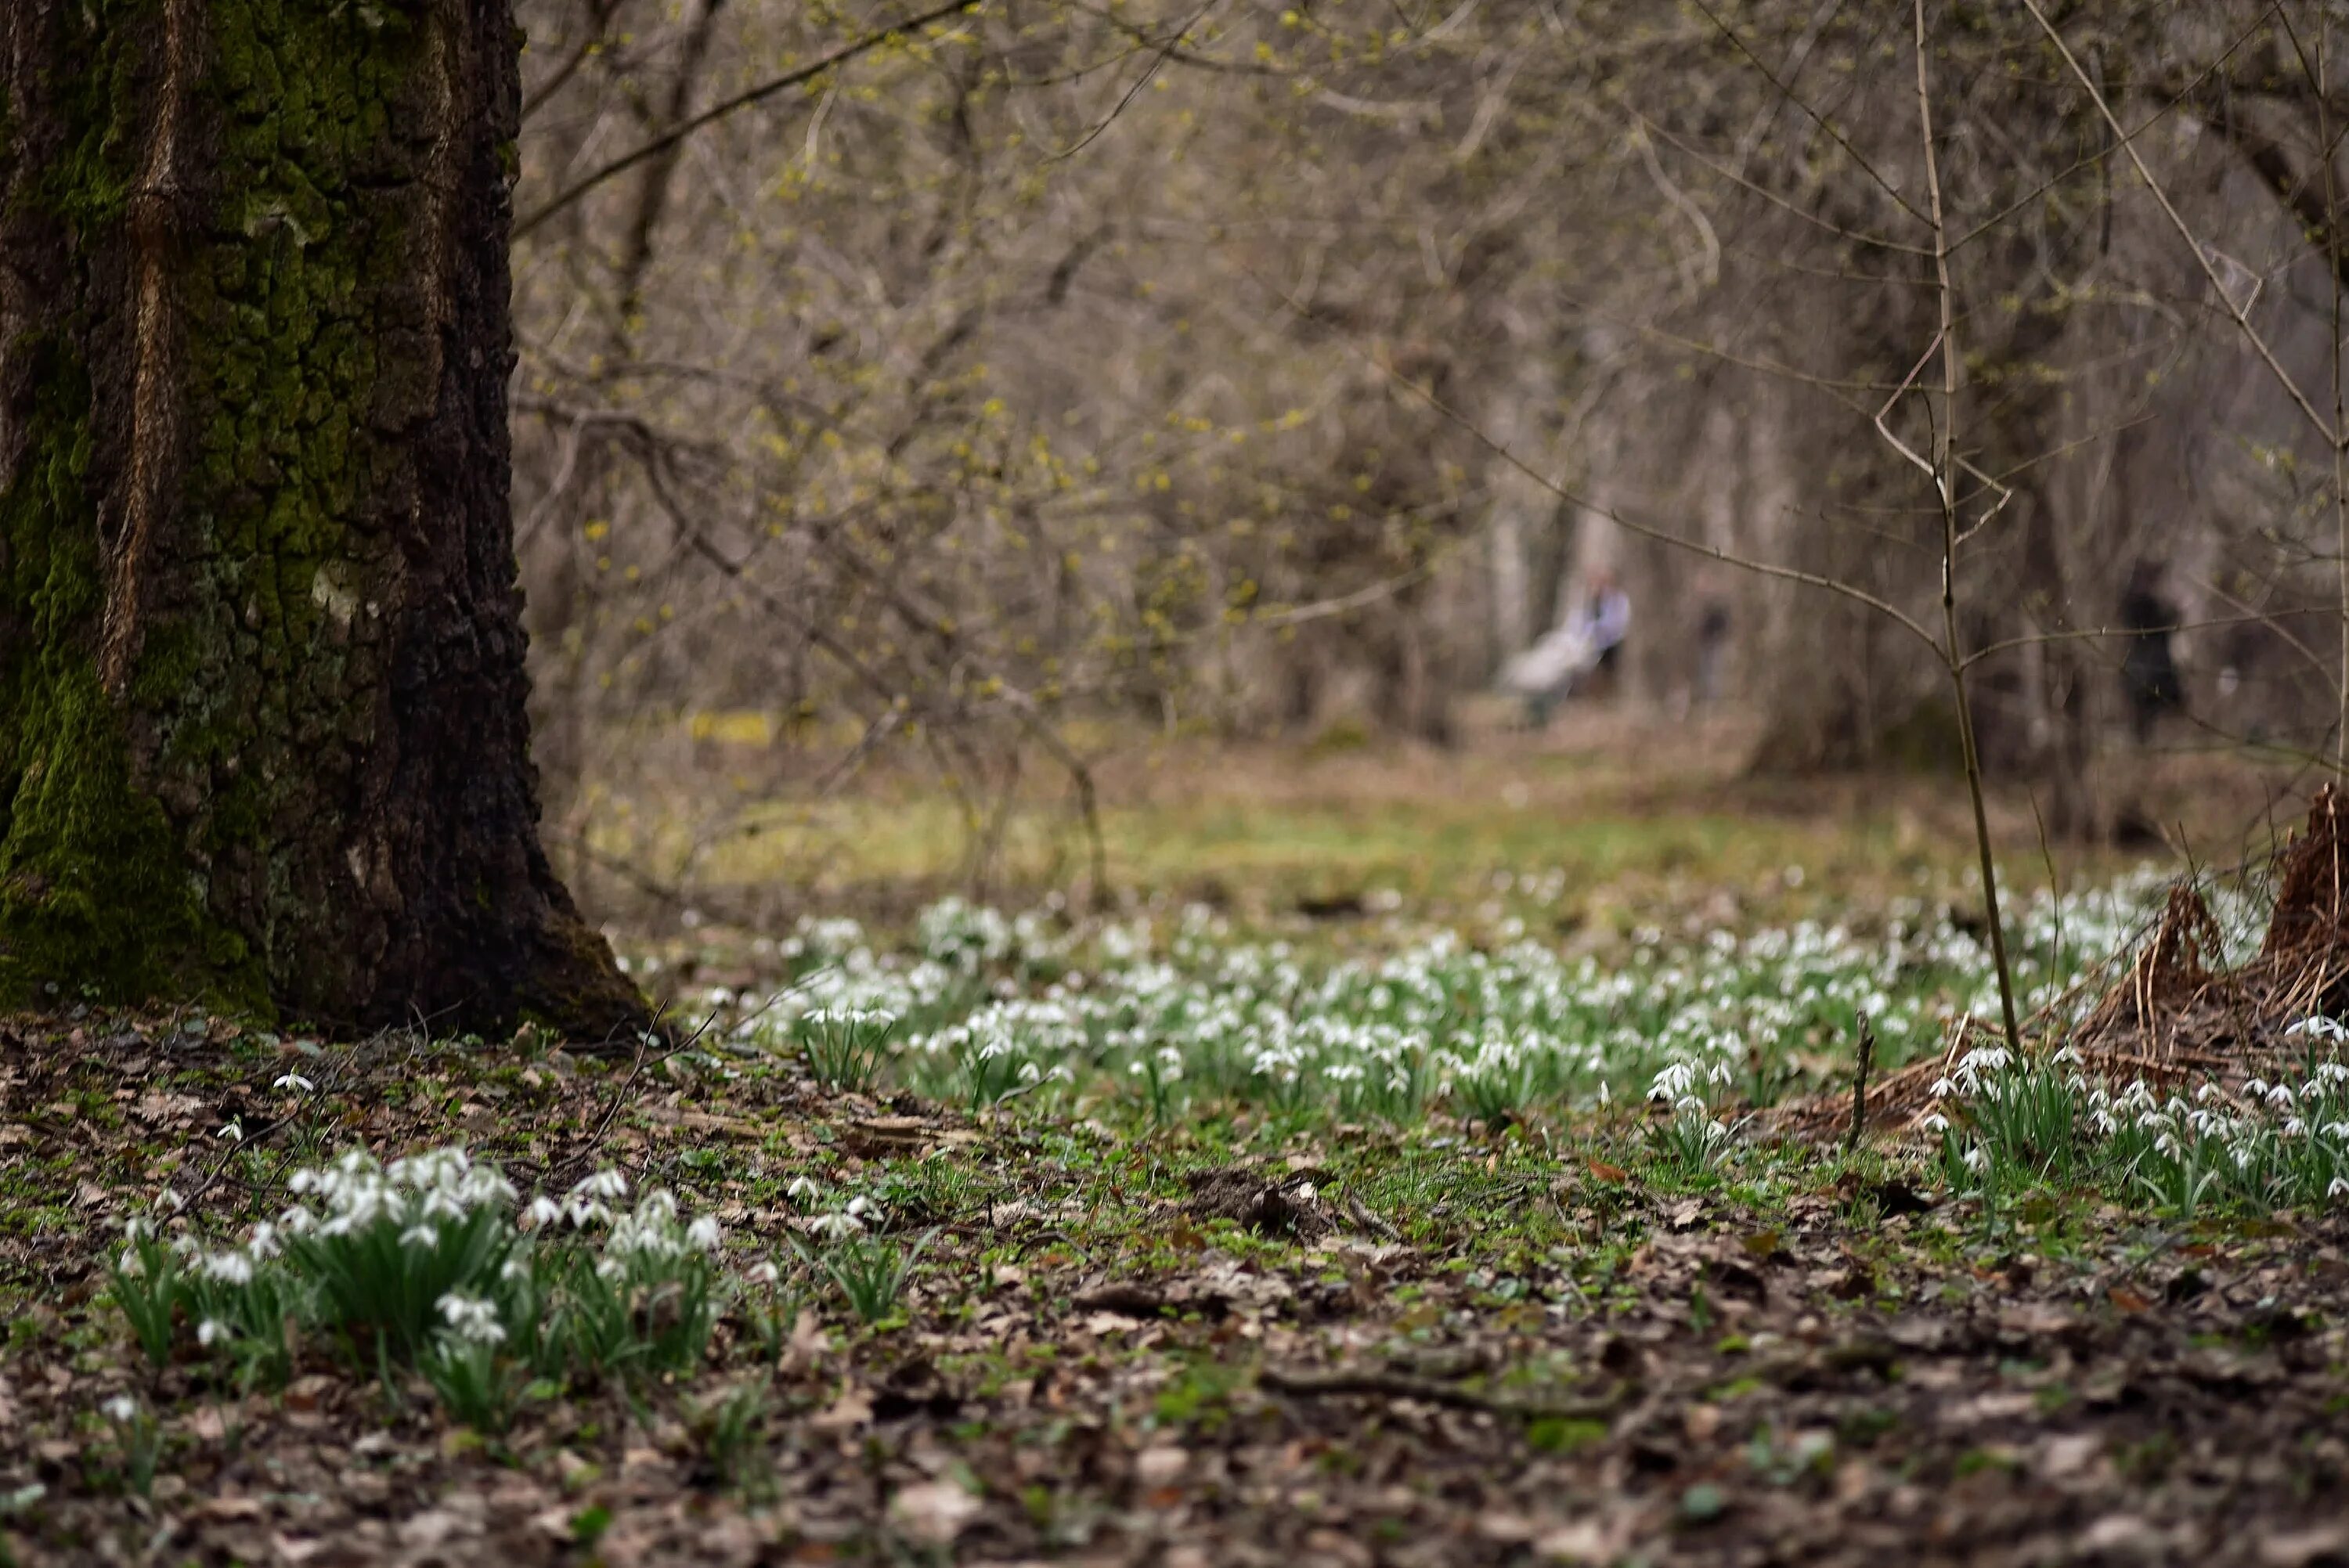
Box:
0, 0, 650, 1037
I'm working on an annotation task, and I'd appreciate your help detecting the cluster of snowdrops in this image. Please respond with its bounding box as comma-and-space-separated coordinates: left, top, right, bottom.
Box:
700, 868, 2258, 1128
715, 874, 2349, 1217
1927, 1018, 2349, 1216
107, 1144, 913, 1436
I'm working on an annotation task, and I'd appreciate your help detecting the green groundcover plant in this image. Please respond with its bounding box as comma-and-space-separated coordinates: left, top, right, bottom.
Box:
107, 1144, 914, 1431
1931, 1018, 2349, 1217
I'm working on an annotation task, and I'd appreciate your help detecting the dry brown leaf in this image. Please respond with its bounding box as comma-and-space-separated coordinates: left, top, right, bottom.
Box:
812, 1384, 874, 1432
886, 1479, 980, 1545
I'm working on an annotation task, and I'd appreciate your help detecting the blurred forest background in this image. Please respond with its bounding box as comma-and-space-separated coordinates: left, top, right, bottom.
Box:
504, 0, 2349, 922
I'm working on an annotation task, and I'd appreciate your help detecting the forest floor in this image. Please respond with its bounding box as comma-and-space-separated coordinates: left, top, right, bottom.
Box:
5, 744, 2348, 1566
4, 1011, 2349, 1566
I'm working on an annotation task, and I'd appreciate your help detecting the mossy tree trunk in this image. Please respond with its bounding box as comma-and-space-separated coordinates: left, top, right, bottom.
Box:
0, 0, 648, 1039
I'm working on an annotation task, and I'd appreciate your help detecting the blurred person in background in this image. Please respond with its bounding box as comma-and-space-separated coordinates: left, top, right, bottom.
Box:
1577, 570, 1632, 697
2120, 561, 2183, 744
1500, 570, 1633, 726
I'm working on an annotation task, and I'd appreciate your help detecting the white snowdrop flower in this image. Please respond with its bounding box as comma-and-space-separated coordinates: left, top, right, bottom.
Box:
1921, 1113, 1950, 1133
197, 1319, 231, 1347
2330, 1175, 2349, 1201
2286, 1119, 2308, 1137
463, 1169, 517, 1209
746, 1261, 781, 1285
278, 1204, 318, 1235
1957, 1046, 2010, 1080
272, 1072, 315, 1093
787, 1177, 822, 1203
501, 1258, 530, 1282
215, 1120, 244, 1142
246, 1222, 280, 1260
1962, 1145, 1990, 1174
1929, 1077, 1956, 1099
1647, 1062, 1696, 1102
687, 1215, 722, 1251
400, 1224, 439, 1249
524, 1195, 561, 1229
435, 1292, 505, 1346
103, 1396, 138, 1424
570, 1170, 629, 1202
2196, 1083, 2221, 1105
117, 1248, 143, 1277
814, 1209, 864, 1241
2268, 1084, 2300, 1111
200, 1250, 254, 1285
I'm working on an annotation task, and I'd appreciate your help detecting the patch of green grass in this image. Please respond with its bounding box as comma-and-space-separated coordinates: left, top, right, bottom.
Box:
1153, 1360, 1247, 1433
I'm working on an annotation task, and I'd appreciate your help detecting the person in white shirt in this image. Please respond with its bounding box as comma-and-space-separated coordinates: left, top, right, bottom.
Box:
1499, 569, 1632, 725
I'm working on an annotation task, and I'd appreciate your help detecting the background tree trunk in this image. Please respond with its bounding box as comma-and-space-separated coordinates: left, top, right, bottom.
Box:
0, 0, 648, 1038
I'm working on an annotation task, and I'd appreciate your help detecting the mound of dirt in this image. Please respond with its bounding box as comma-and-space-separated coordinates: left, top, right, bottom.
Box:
1183, 1164, 1337, 1239
1781, 788, 2349, 1141
2263, 783, 2349, 962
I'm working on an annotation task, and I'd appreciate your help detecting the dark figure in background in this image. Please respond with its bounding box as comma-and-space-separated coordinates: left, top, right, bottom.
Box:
2119, 563, 2183, 743
1694, 584, 1732, 705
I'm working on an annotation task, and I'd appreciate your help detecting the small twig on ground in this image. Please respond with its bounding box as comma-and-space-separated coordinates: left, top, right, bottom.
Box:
1346, 1194, 1403, 1242
1847, 1014, 1876, 1157
1257, 1366, 1625, 1422
537, 1004, 716, 1191
174, 1023, 419, 1209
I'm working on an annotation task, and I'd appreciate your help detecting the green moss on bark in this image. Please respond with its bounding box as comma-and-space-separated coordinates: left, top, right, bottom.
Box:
0, 348, 254, 1004
0, 2, 420, 1009
1, 0, 646, 1036
0, 5, 258, 1007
